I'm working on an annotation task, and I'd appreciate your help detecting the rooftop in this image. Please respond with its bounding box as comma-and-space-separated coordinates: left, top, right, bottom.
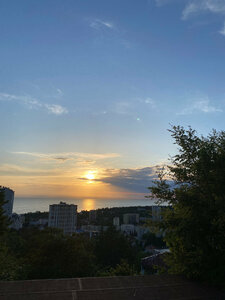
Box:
0, 275, 224, 300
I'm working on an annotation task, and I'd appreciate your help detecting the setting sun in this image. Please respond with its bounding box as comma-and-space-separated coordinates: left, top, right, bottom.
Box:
85, 171, 96, 181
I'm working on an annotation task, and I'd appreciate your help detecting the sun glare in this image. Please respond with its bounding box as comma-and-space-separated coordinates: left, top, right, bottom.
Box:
85, 171, 96, 181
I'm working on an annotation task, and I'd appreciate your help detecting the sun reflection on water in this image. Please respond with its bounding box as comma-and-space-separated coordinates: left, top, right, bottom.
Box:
82, 198, 96, 211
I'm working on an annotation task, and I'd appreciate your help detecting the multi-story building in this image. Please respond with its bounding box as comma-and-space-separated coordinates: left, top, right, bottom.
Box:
0, 186, 14, 217
48, 202, 77, 235
113, 216, 120, 226
123, 213, 139, 225
89, 210, 97, 223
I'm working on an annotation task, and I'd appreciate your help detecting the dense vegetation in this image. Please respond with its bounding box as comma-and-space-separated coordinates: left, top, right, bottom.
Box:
149, 126, 225, 286
0, 221, 144, 280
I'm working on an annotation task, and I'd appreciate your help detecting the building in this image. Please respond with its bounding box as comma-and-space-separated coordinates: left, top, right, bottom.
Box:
48, 202, 77, 235
123, 213, 139, 225
10, 213, 24, 230
0, 186, 14, 217
29, 218, 48, 230
89, 210, 97, 223
135, 225, 150, 240
120, 224, 135, 235
113, 216, 120, 226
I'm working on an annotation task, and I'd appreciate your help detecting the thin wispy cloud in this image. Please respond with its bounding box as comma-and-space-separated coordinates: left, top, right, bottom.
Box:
90, 19, 114, 30
0, 92, 68, 115
0, 164, 60, 176
141, 97, 156, 108
44, 104, 68, 115
12, 151, 120, 162
111, 97, 157, 117
56, 88, 63, 96
182, 0, 225, 20
153, 0, 225, 36
178, 98, 223, 115
219, 21, 225, 35
88, 17, 134, 49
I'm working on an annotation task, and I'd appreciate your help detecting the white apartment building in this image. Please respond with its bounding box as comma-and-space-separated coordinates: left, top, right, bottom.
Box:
48, 202, 77, 235
0, 186, 14, 217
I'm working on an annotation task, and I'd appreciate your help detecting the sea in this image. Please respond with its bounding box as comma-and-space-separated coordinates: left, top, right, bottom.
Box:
13, 197, 159, 214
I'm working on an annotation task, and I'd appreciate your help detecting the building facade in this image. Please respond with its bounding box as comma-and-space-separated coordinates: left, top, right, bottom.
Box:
123, 213, 139, 225
48, 202, 77, 235
0, 186, 14, 217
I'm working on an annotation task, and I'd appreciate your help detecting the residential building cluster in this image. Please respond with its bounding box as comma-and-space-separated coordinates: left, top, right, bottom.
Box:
0, 186, 166, 245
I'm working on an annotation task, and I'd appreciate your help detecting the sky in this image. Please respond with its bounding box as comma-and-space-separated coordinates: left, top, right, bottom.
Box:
1, 0, 225, 199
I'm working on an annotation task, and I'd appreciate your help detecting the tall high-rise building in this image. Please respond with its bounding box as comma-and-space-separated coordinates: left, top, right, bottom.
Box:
0, 186, 14, 217
48, 202, 77, 235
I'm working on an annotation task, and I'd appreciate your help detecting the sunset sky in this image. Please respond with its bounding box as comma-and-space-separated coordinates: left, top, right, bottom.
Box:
1, 0, 225, 199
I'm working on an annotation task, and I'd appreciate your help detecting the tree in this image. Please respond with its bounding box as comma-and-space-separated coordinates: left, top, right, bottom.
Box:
97, 259, 136, 277
0, 190, 10, 236
0, 190, 21, 280
94, 227, 138, 270
22, 228, 96, 279
148, 126, 225, 286
0, 244, 20, 280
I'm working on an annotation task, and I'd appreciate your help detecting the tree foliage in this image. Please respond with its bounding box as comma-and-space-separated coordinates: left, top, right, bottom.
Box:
0, 190, 10, 235
149, 125, 225, 286
94, 227, 138, 269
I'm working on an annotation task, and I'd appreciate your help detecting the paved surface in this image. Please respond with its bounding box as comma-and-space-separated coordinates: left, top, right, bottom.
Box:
0, 275, 224, 299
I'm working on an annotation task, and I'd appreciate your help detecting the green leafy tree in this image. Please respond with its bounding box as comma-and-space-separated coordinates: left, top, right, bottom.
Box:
148, 126, 225, 286
97, 259, 136, 277
0, 190, 10, 235
22, 228, 96, 279
94, 227, 138, 270
0, 244, 20, 280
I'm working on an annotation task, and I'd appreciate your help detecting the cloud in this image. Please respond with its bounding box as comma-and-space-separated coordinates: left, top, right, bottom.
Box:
0, 92, 68, 115
80, 166, 167, 193
56, 88, 63, 95
0, 93, 41, 109
90, 19, 114, 30
12, 151, 120, 162
153, 0, 225, 35
113, 101, 132, 115
142, 97, 156, 108
0, 164, 59, 176
182, 0, 225, 20
111, 97, 156, 118
178, 98, 223, 115
219, 22, 225, 35
44, 104, 68, 115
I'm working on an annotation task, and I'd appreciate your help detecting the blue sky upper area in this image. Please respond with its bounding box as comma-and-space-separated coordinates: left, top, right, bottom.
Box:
0, 0, 225, 197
